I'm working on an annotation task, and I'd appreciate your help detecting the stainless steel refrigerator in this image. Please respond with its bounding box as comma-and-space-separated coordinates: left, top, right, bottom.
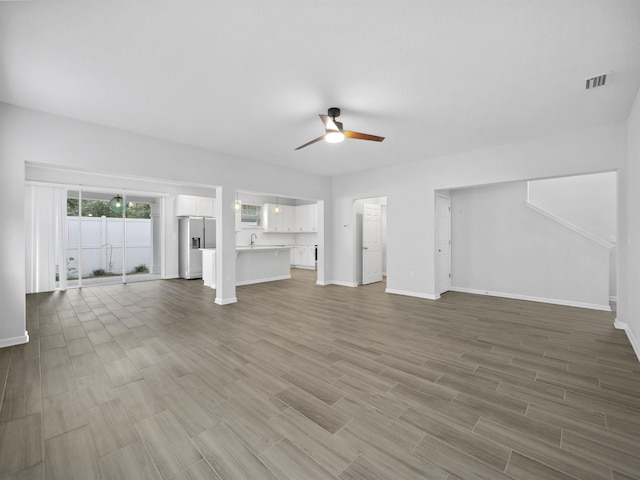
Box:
178, 217, 216, 279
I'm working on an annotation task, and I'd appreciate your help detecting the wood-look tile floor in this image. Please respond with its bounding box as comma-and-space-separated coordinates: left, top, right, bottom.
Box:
1, 269, 639, 480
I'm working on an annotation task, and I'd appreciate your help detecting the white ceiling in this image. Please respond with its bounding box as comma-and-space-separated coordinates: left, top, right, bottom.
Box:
2, 1, 639, 177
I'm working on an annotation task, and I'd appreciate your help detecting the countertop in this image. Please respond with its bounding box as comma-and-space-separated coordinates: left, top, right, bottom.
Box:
236, 245, 292, 251
200, 245, 293, 252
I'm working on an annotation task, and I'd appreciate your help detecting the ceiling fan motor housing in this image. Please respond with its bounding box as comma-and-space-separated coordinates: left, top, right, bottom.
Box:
328, 107, 341, 118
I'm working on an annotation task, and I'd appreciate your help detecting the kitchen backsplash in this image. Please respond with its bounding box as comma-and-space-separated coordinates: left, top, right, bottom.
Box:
236, 229, 317, 247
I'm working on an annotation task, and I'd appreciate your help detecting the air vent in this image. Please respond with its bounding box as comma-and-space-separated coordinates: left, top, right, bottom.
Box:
585, 73, 607, 90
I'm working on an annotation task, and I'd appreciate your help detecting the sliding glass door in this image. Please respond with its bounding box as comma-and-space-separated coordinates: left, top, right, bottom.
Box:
66, 190, 161, 287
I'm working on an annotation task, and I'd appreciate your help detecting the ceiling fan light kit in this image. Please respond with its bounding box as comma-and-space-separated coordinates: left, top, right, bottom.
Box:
325, 129, 344, 143
295, 107, 384, 150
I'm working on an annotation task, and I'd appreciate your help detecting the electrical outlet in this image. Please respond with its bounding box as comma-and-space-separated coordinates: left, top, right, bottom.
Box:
409, 270, 415, 278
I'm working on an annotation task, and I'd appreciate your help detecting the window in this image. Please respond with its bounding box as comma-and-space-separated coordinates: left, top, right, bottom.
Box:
241, 204, 260, 224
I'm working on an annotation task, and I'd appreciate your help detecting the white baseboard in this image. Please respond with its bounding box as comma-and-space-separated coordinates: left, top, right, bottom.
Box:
385, 288, 440, 300
316, 280, 331, 286
215, 297, 237, 305
614, 320, 640, 362
0, 331, 29, 349
331, 281, 358, 287
235, 275, 291, 286
450, 287, 610, 311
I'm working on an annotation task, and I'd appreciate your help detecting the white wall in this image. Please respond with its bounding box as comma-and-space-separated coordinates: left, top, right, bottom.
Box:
332, 122, 626, 301
618, 88, 640, 359
451, 181, 610, 310
528, 172, 617, 243
0, 103, 331, 347
237, 193, 298, 207
528, 171, 618, 300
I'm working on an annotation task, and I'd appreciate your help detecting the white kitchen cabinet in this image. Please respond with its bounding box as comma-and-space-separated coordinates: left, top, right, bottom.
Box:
198, 197, 215, 217
263, 203, 315, 233
202, 249, 216, 288
306, 245, 316, 267
291, 245, 316, 269
294, 204, 318, 232
281, 205, 295, 232
263, 203, 294, 232
307, 203, 317, 232
295, 246, 306, 266
294, 205, 306, 232
176, 195, 216, 217
262, 203, 282, 232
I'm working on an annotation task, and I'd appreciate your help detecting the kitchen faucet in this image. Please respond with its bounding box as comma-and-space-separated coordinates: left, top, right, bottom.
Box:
250, 233, 257, 246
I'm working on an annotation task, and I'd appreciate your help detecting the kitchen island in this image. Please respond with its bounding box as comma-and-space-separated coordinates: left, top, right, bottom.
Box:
201, 246, 292, 288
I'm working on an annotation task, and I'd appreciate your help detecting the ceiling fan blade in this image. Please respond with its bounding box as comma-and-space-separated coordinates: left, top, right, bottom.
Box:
319, 114, 339, 131
294, 134, 326, 150
344, 130, 385, 142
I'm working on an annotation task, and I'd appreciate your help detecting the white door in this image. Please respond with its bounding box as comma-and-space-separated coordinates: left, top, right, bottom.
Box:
436, 194, 451, 294
362, 203, 383, 285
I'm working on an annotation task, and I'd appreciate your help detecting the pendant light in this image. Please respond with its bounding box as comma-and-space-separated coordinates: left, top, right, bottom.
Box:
108, 195, 126, 213
273, 197, 281, 215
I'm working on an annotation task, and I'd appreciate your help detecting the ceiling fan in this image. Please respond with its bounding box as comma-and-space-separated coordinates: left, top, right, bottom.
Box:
294, 107, 385, 150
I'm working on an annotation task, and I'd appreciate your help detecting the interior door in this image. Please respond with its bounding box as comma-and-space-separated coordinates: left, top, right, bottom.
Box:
362, 203, 383, 285
436, 194, 451, 294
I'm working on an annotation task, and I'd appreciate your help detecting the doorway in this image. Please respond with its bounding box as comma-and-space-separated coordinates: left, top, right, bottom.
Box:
234, 191, 323, 285
355, 196, 387, 285
448, 174, 615, 310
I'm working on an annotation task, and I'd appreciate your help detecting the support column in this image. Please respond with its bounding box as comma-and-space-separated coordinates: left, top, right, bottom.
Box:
0, 133, 28, 347
215, 186, 237, 305
101, 215, 108, 271
150, 202, 161, 274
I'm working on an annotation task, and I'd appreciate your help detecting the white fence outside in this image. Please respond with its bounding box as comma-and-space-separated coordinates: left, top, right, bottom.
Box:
66, 216, 152, 276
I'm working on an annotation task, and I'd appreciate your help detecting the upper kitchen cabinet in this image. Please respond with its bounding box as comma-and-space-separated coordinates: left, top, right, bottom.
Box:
262, 203, 294, 232
294, 204, 318, 232
176, 195, 216, 217
282, 205, 295, 232
262, 203, 280, 232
